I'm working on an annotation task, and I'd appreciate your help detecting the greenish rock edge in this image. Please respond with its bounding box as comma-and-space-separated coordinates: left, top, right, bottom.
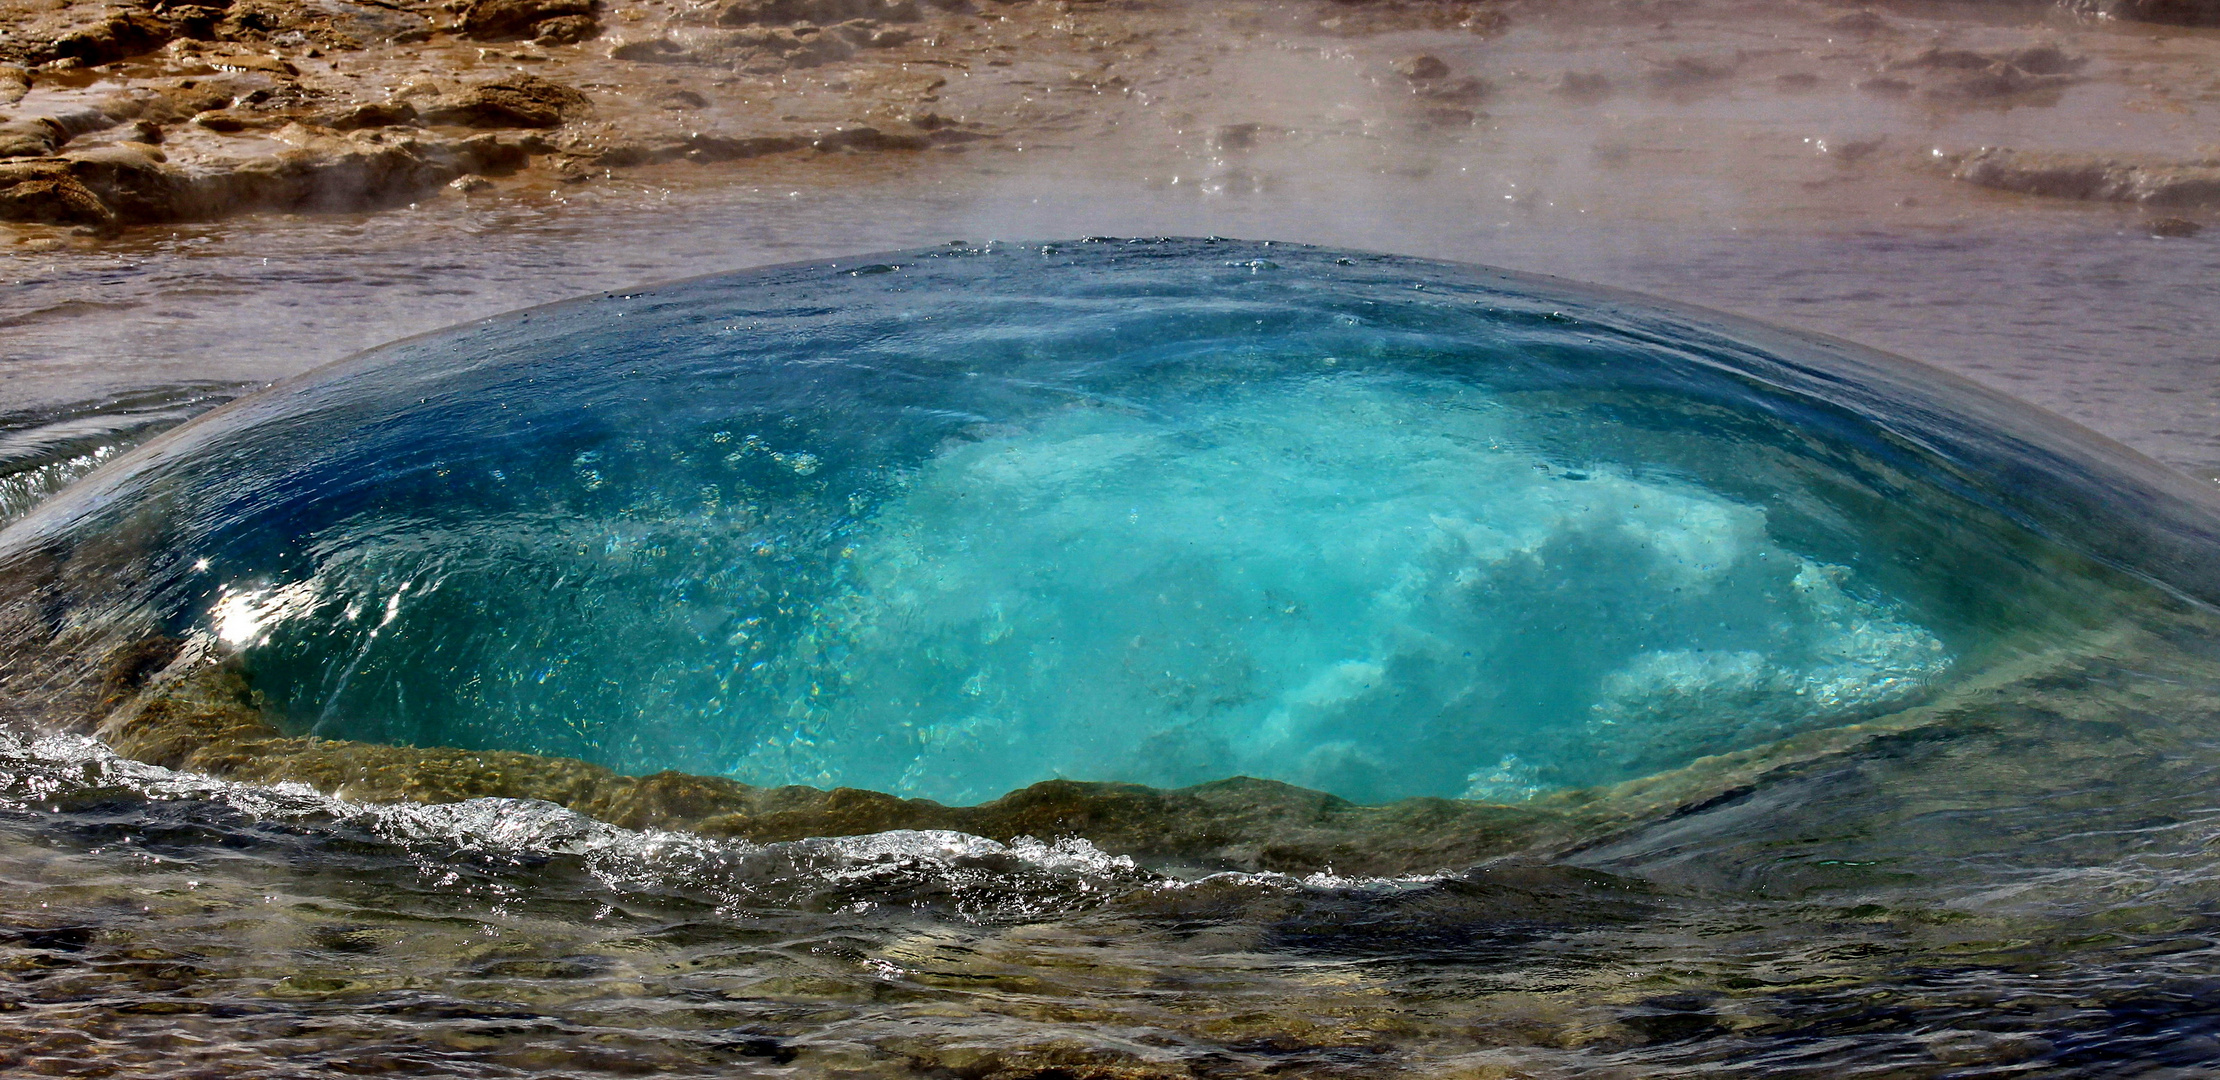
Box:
65, 623, 2119, 877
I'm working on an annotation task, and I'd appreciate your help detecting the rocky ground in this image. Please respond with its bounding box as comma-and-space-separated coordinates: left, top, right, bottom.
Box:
0, 0, 1521, 239
0, 0, 1155, 234
0, 0, 2216, 243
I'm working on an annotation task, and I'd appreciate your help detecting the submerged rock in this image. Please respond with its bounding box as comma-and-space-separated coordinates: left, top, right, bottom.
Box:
2082, 0, 2220, 25
713, 0, 925, 27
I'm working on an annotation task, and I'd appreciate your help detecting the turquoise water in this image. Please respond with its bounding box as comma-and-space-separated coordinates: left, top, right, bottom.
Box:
2, 239, 2200, 805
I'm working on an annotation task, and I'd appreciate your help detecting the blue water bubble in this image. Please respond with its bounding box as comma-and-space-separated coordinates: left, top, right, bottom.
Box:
7, 240, 2214, 807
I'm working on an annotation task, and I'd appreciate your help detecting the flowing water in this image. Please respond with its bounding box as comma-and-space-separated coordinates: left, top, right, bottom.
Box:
3, 239, 2220, 1076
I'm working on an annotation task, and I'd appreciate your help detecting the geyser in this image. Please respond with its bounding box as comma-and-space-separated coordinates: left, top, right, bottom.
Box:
0, 239, 2190, 806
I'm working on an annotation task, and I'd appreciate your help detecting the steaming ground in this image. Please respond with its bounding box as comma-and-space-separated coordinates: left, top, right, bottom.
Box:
3, 0, 2219, 479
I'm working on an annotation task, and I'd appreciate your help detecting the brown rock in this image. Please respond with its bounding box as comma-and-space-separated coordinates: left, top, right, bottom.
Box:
1927, 65, 2073, 102
2005, 43, 2085, 76
1415, 74, 1489, 105
103, 81, 239, 125
417, 75, 591, 129
204, 53, 300, 76
1645, 55, 1734, 90
460, 0, 598, 40
310, 101, 419, 131
609, 37, 689, 62
685, 133, 807, 160
0, 161, 116, 226
812, 125, 929, 151
0, 117, 66, 159
2092, 0, 2220, 26
2147, 217, 2202, 237
0, 128, 538, 227
48, 12, 174, 66
162, 6, 227, 40
184, 132, 535, 217
715, 0, 921, 27
0, 64, 28, 106
533, 14, 602, 45
1395, 54, 1450, 81
62, 144, 184, 223
1951, 147, 2220, 207
193, 108, 262, 132
1890, 46, 1998, 71
1824, 9, 1887, 32
1555, 71, 1612, 99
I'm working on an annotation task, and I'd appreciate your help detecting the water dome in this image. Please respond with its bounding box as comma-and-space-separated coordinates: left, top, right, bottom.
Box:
2, 239, 2211, 811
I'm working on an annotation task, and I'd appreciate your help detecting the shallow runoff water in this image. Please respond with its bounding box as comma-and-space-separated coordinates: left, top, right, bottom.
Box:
2, 233, 2220, 1077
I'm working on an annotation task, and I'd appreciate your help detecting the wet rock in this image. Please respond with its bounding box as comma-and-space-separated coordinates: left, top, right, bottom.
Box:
1209, 122, 1261, 151
2004, 43, 2085, 76
677, 131, 807, 161
102, 81, 241, 125
1824, 9, 1887, 32
47, 11, 175, 66
0, 105, 120, 159
0, 64, 28, 105
416, 74, 591, 128
532, 14, 602, 45
1890, 47, 1996, 72
460, 0, 600, 42
1415, 74, 1488, 105
192, 132, 535, 216
1930, 65, 2074, 102
0, 127, 539, 227
1394, 53, 1450, 81
1555, 70, 1611, 100
812, 124, 929, 151
609, 37, 690, 62
1950, 147, 2220, 208
1645, 55, 1734, 91
192, 108, 264, 132
652, 87, 709, 109
58, 144, 181, 229
1888, 42, 2083, 101
2085, 0, 2220, 26
0, 161, 114, 226
162, 5, 228, 40
714, 0, 922, 27
310, 100, 419, 131
1393, 54, 1488, 110
2146, 216, 2201, 237
0, 117, 66, 159
205, 52, 300, 76
713, 21, 910, 67
1921, 1029, 2051, 1065
208, 0, 384, 50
